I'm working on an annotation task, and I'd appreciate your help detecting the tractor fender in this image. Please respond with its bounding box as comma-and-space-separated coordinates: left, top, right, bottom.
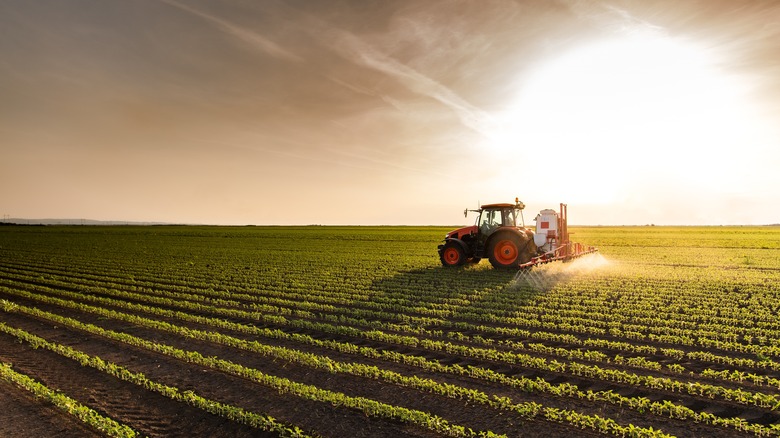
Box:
485, 229, 527, 250
438, 237, 471, 257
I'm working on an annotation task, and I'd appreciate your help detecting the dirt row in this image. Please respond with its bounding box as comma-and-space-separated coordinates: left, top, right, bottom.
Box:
0, 294, 589, 438
0, 265, 774, 387
1, 288, 767, 438
0, 310, 443, 438
0, 378, 105, 438
2, 266, 778, 404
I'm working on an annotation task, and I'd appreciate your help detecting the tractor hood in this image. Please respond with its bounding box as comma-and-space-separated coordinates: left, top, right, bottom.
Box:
446, 225, 477, 240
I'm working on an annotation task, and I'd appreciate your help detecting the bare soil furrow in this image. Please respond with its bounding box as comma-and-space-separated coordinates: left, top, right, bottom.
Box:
1, 293, 759, 438
0, 329, 277, 438
0, 308, 504, 438
2, 270, 774, 388
0, 379, 104, 438
3, 225, 779, 438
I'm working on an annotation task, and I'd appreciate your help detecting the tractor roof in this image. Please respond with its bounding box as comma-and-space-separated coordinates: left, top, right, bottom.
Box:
480, 203, 516, 209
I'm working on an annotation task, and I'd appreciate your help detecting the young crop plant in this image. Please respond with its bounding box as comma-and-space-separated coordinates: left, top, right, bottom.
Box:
0, 323, 314, 438
2, 225, 780, 437
6, 295, 780, 437
0, 312, 500, 438
0, 362, 140, 438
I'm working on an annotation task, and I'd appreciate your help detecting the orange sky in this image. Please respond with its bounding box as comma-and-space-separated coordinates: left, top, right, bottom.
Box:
1, 1, 779, 225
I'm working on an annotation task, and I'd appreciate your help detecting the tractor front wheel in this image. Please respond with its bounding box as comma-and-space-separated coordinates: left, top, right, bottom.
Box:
440, 242, 466, 267
489, 236, 523, 269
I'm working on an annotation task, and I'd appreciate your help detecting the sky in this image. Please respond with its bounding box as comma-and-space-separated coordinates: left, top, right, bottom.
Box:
1, 0, 779, 225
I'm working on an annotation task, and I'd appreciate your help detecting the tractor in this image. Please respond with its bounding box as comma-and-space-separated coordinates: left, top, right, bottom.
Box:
438, 199, 597, 269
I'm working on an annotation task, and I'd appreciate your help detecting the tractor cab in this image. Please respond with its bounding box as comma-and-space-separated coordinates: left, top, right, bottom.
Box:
475, 203, 524, 238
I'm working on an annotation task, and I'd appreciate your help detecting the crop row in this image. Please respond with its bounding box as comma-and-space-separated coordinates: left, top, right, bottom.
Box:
4, 264, 780, 391
4, 257, 779, 361
7, 255, 780, 336
0, 308, 491, 438
0, 298, 693, 437
4, 275, 779, 412
3, 286, 780, 437
2, 225, 779, 438
0, 322, 311, 438
3, 271, 780, 404
0, 361, 139, 438
4, 255, 779, 369
6, 241, 778, 315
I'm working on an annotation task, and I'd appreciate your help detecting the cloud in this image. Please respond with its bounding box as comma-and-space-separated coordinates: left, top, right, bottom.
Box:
305, 18, 497, 138
159, 0, 303, 63
326, 75, 379, 97
323, 146, 448, 178
159, 1, 495, 138
558, 0, 666, 39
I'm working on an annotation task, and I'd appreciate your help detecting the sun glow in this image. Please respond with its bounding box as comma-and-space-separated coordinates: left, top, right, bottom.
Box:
485, 33, 757, 206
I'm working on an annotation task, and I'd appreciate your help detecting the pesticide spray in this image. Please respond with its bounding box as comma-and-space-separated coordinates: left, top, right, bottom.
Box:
512, 252, 610, 290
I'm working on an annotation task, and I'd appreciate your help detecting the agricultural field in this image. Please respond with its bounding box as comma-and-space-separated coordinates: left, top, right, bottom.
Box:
0, 225, 779, 438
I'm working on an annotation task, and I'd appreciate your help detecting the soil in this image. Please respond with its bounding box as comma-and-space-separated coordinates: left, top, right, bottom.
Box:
0, 260, 777, 437
0, 379, 103, 438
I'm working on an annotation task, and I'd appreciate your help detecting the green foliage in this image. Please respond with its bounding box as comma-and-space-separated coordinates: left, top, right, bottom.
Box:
0, 362, 139, 437
1, 225, 780, 437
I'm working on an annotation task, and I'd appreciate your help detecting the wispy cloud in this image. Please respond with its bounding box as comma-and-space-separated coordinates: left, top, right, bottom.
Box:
194, 135, 445, 178
159, 0, 303, 63
323, 28, 497, 137
160, 1, 493, 137
561, 0, 665, 36
266, 3, 499, 139
323, 146, 449, 178
602, 4, 665, 34
326, 75, 419, 115
326, 75, 380, 98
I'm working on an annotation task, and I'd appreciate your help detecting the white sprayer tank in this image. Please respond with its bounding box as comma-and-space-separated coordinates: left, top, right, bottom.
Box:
534, 209, 559, 252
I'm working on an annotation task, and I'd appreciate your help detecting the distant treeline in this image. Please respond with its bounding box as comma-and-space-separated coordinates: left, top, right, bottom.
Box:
0, 222, 44, 227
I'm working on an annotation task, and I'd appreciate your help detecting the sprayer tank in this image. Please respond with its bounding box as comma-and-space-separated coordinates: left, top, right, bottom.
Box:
534, 209, 559, 250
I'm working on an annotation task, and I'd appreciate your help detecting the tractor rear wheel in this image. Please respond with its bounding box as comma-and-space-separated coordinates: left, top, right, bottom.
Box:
489, 235, 524, 268
440, 242, 466, 267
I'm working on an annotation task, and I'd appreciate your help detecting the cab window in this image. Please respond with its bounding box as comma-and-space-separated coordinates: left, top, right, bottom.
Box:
502, 209, 516, 227
479, 209, 500, 233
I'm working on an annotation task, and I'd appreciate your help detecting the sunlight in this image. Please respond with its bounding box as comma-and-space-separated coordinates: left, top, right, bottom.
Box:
485, 32, 756, 205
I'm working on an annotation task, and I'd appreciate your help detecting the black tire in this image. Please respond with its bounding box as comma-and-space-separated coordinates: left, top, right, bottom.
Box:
488, 233, 531, 269
440, 241, 466, 267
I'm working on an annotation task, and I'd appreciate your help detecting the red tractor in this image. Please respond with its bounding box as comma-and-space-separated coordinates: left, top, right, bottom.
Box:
438, 199, 596, 269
